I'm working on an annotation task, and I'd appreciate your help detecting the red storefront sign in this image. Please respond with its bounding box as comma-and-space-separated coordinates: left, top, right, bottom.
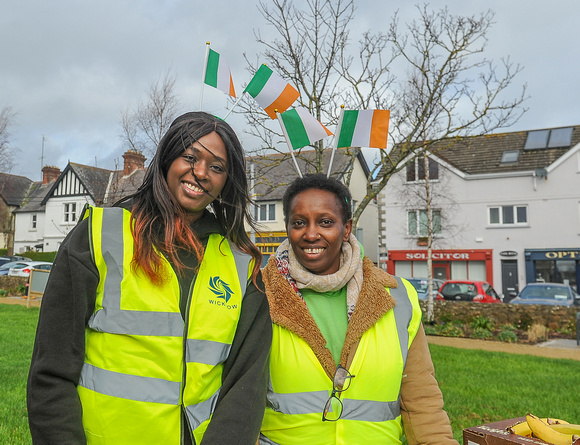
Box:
386, 249, 493, 285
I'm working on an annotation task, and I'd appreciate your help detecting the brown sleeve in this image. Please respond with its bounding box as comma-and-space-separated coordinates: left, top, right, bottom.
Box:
400, 325, 459, 445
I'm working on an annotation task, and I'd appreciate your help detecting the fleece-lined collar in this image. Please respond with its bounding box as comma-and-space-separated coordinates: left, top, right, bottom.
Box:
262, 255, 398, 380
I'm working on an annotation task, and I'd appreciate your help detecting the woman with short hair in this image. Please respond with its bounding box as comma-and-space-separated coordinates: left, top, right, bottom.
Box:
260, 173, 457, 445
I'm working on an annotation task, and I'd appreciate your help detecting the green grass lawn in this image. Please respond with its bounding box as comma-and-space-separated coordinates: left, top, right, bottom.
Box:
2, 303, 579, 444
0, 304, 39, 444
431, 344, 580, 442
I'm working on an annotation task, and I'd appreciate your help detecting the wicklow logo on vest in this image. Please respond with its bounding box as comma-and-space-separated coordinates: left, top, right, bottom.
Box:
208, 276, 237, 309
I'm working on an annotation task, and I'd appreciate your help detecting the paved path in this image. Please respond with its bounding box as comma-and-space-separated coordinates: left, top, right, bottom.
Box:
427, 335, 580, 361
0, 296, 41, 307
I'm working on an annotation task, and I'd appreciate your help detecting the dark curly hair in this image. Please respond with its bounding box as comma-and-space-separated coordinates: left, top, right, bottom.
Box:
282, 173, 352, 224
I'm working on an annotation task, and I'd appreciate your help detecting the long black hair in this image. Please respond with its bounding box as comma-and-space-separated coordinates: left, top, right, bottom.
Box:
117, 111, 262, 284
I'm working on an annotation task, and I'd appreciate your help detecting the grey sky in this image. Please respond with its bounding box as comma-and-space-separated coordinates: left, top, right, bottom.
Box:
2, 0, 579, 181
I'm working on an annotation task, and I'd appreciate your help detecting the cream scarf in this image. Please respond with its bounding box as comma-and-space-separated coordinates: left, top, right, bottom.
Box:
275, 233, 363, 320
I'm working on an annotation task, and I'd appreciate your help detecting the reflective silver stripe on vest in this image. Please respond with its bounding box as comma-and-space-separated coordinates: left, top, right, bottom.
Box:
266, 388, 400, 422
88, 207, 183, 337
267, 386, 329, 415
184, 388, 220, 430
79, 363, 181, 405
186, 339, 231, 366
341, 398, 400, 422
266, 277, 414, 421
391, 276, 413, 367
88, 208, 252, 338
259, 433, 280, 445
231, 244, 251, 297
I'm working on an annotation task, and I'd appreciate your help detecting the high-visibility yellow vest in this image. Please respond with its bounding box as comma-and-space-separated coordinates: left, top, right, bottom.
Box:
260, 278, 421, 445
77, 206, 251, 444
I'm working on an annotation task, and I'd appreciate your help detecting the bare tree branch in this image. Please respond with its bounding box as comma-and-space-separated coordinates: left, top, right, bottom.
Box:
237, 2, 527, 227
0, 106, 17, 173
119, 70, 180, 160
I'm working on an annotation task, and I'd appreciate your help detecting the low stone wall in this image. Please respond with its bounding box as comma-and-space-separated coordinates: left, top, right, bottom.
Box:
0, 276, 28, 296
420, 300, 579, 331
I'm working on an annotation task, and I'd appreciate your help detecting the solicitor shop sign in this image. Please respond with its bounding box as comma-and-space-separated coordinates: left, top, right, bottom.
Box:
388, 249, 492, 262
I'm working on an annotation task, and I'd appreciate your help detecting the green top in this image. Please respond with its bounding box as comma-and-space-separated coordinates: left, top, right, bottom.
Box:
301, 286, 348, 364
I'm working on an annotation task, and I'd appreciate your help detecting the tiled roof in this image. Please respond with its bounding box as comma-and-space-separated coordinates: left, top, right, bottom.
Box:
0, 173, 33, 207
103, 169, 147, 206
14, 181, 54, 212
248, 148, 367, 201
69, 163, 114, 205
431, 126, 580, 175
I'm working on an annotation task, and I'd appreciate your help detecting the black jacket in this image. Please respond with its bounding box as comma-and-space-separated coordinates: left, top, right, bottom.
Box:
27, 209, 271, 444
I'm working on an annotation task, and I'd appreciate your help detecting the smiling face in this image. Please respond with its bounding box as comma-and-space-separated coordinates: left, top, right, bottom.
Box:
166, 131, 228, 223
287, 188, 353, 275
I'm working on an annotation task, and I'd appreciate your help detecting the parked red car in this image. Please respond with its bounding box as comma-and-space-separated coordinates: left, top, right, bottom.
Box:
436, 280, 502, 303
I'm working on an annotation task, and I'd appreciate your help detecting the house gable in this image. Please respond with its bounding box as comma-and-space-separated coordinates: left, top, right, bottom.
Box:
40, 163, 112, 206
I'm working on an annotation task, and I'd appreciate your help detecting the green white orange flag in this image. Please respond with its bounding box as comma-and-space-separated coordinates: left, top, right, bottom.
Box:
244, 64, 300, 119
203, 48, 236, 98
336, 109, 390, 149
279, 107, 333, 150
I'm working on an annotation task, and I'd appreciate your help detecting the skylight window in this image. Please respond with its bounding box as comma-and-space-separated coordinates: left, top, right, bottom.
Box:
524, 130, 549, 149
500, 150, 520, 164
524, 127, 573, 150
547, 127, 573, 147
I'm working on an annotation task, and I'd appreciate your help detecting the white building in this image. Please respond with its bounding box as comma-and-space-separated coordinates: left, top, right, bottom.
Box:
13, 151, 146, 253
380, 125, 580, 299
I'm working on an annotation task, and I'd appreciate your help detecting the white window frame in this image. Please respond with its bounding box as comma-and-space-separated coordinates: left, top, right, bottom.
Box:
63, 202, 77, 224
407, 209, 441, 237
488, 205, 528, 226
30, 214, 37, 230
256, 202, 276, 222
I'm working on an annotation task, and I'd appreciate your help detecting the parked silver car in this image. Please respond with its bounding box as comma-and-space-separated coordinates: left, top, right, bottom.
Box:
8, 261, 53, 278
0, 261, 30, 276
510, 282, 580, 307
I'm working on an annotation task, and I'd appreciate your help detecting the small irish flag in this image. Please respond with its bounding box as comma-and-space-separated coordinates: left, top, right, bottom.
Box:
244, 64, 300, 119
279, 107, 333, 150
337, 109, 390, 149
204, 48, 236, 98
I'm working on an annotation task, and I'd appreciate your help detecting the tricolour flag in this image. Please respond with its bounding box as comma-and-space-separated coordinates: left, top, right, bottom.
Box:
204, 49, 236, 98
244, 64, 300, 119
279, 107, 333, 150
336, 109, 390, 149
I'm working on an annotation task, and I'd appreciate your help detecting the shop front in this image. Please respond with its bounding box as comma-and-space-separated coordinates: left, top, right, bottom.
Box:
524, 248, 580, 293
253, 231, 287, 267
385, 249, 494, 286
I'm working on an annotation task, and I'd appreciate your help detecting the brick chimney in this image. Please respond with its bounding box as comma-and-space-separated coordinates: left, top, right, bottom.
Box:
122, 150, 146, 176
42, 165, 61, 184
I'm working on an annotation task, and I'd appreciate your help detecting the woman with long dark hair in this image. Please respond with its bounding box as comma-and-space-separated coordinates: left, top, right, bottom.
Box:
27, 112, 271, 444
